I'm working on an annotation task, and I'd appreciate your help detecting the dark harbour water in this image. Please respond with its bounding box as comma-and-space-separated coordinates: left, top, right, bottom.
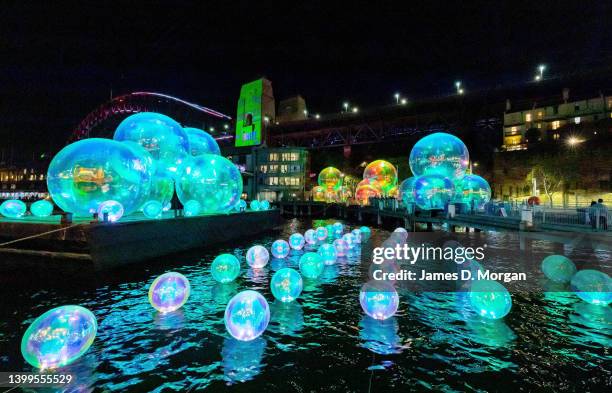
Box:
0, 218, 610, 392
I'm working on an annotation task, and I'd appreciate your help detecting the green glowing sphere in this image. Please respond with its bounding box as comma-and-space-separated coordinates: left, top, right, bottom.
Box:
149, 172, 174, 211
570, 269, 612, 306
270, 268, 303, 302
318, 167, 343, 191
453, 174, 491, 209
30, 200, 54, 217
312, 186, 326, 201
469, 280, 512, 320
541, 255, 577, 284
211, 254, 241, 283
299, 252, 325, 279
0, 199, 27, 218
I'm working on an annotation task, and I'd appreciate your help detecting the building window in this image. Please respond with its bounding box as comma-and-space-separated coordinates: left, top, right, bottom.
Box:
537, 111, 543, 118
552, 120, 560, 130
574, 117, 581, 124
280, 165, 288, 173
269, 153, 279, 161
510, 126, 517, 132
525, 113, 532, 122
537, 123, 542, 129
553, 133, 560, 140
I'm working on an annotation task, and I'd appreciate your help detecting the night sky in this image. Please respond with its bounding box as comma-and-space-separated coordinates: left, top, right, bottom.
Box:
1, 1, 610, 158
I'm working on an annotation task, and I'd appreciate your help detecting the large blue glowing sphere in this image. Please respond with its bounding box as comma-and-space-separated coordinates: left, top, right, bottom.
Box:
454, 174, 491, 209
342, 233, 358, 249
304, 229, 317, 245
469, 279, 512, 319
289, 233, 306, 250
270, 268, 303, 302
332, 222, 344, 237
541, 255, 577, 284
142, 200, 163, 219
21, 305, 97, 369
0, 199, 27, 218
399, 177, 416, 204
409, 132, 469, 178
184, 127, 221, 156
113, 112, 189, 177
175, 154, 242, 213
183, 199, 201, 216
97, 200, 124, 222
271, 239, 290, 259
47, 138, 152, 217
359, 226, 371, 242
224, 290, 270, 341
315, 226, 328, 241
359, 281, 399, 320
246, 245, 269, 268
318, 243, 337, 265
211, 254, 241, 283
333, 239, 349, 257
413, 174, 455, 210
149, 172, 174, 211
30, 200, 54, 217
299, 252, 325, 279
570, 269, 612, 306
250, 200, 260, 211
148, 272, 191, 313
260, 200, 271, 210
351, 229, 362, 243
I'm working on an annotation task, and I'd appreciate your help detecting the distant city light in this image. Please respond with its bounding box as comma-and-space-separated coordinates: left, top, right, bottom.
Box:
566, 136, 584, 146
535, 75, 541, 82
352, 107, 359, 113
303, 109, 308, 116
209, 127, 215, 132
315, 114, 320, 119
458, 88, 464, 95
223, 124, 229, 130
400, 98, 407, 105
455, 81, 461, 88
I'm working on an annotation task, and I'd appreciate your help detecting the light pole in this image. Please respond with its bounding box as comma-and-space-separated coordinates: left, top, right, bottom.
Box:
538, 64, 546, 79
343, 102, 349, 113
394, 93, 400, 104
455, 81, 464, 95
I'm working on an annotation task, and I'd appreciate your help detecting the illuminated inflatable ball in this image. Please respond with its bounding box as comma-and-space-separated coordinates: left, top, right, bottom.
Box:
47, 138, 152, 217
332, 222, 344, 237
570, 269, 612, 306
184, 127, 220, 156
21, 305, 97, 369
318, 166, 343, 191
176, 154, 242, 213
0, 199, 27, 218
469, 279, 512, 320
333, 239, 349, 257
413, 174, 455, 210
386, 185, 399, 199
97, 200, 124, 222
250, 200, 260, 211
225, 290, 270, 341
237, 199, 247, 211
211, 254, 241, 283
318, 243, 337, 266
342, 233, 358, 250
183, 200, 201, 216
363, 160, 398, 193
355, 184, 381, 206
315, 226, 328, 241
149, 172, 174, 211
359, 226, 371, 242
312, 186, 326, 202
399, 177, 416, 205
289, 233, 306, 250
394, 227, 407, 233
304, 229, 317, 245
246, 245, 270, 269
299, 252, 325, 279
541, 255, 577, 284
271, 239, 290, 259
359, 281, 399, 320
260, 200, 271, 210
113, 112, 189, 177
270, 268, 303, 303
454, 174, 491, 209
142, 200, 163, 219
409, 132, 469, 179
148, 272, 191, 313
30, 199, 54, 217
351, 229, 362, 244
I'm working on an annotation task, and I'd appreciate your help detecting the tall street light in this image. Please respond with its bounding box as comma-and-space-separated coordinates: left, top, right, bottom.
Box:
394, 93, 400, 104
343, 102, 349, 113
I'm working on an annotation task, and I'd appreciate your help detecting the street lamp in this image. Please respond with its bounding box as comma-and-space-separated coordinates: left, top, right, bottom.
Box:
458, 88, 464, 95
303, 109, 308, 117
400, 98, 407, 105
352, 107, 359, 113
315, 114, 320, 119
455, 81, 464, 95
223, 124, 229, 130
343, 102, 349, 113
394, 93, 400, 104
538, 64, 546, 79
534, 75, 541, 82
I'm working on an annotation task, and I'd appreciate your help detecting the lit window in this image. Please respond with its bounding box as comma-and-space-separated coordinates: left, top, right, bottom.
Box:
537, 111, 543, 118
537, 123, 542, 129
269, 153, 278, 161
511, 126, 517, 132
574, 117, 581, 124
525, 113, 532, 122
553, 133, 560, 140
552, 121, 560, 130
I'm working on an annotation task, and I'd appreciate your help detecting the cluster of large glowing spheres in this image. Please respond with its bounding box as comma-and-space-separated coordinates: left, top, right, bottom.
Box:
289, 233, 305, 250
270, 268, 303, 302
21, 305, 97, 369
47, 138, 152, 217
30, 200, 54, 217
468, 279, 512, 320
570, 270, 612, 306
176, 154, 242, 213
453, 174, 491, 209
224, 290, 270, 341
246, 245, 270, 268
413, 174, 455, 210
97, 200, 124, 222
142, 200, 163, 219
541, 255, 577, 284
359, 281, 399, 320
148, 272, 191, 313
184, 127, 221, 156
363, 160, 398, 193
113, 112, 189, 177
0, 199, 27, 218
312, 186, 326, 202
318, 243, 337, 265
409, 132, 469, 179
211, 254, 241, 283
398, 177, 416, 204
271, 239, 290, 259
355, 184, 381, 206
299, 252, 325, 279
318, 167, 343, 191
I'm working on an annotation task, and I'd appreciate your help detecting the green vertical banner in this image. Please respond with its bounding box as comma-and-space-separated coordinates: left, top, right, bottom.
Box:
235, 79, 263, 147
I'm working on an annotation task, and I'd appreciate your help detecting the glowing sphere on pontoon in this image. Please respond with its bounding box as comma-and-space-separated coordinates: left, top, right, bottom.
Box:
30, 200, 54, 217
184, 127, 221, 156
250, 200, 260, 211
312, 186, 326, 202
399, 177, 416, 204
409, 132, 469, 179
271, 239, 290, 259
351, 229, 362, 243
211, 254, 241, 283
246, 245, 270, 268
359, 281, 399, 320
270, 268, 303, 303
413, 174, 455, 210
260, 200, 271, 210
453, 174, 491, 209
0, 199, 27, 218
224, 290, 270, 341
97, 200, 124, 222
183, 199, 201, 216
468, 279, 512, 320
363, 160, 398, 193
355, 184, 381, 206
142, 200, 163, 219
318, 167, 343, 191
148, 272, 191, 313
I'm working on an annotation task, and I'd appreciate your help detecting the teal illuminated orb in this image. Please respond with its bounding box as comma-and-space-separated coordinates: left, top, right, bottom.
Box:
409, 132, 469, 178
30, 200, 54, 217
237, 199, 247, 211
271, 239, 290, 259
359, 281, 399, 320
413, 174, 455, 210
184, 127, 220, 156
149, 172, 174, 211
325, 224, 334, 238
299, 252, 325, 279
211, 254, 241, 283
176, 154, 242, 213
142, 200, 163, 219
184, 200, 201, 216
246, 245, 269, 268
333, 239, 348, 257
570, 269, 612, 306
261, 200, 271, 210
351, 229, 362, 243
148, 272, 191, 313
0, 199, 27, 218
318, 243, 337, 265
454, 174, 491, 209
332, 222, 344, 237
399, 177, 416, 205
224, 290, 270, 341
47, 138, 152, 217
318, 167, 343, 191
270, 268, 303, 302
21, 305, 97, 369
113, 112, 189, 177
304, 229, 317, 245
469, 279, 512, 320
342, 233, 358, 249
541, 255, 577, 284
250, 200, 260, 211
315, 226, 328, 241
289, 233, 305, 250
359, 226, 371, 242
97, 200, 124, 222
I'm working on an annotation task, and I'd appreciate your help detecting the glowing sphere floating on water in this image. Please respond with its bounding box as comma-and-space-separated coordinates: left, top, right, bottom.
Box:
299, 252, 325, 278
355, 184, 381, 206
246, 245, 270, 268
360, 226, 371, 242
351, 229, 362, 243
149, 172, 174, 211
541, 255, 577, 284
399, 177, 416, 205
97, 200, 124, 222
363, 160, 398, 193
142, 200, 163, 219
224, 290, 270, 341
413, 174, 455, 210
270, 268, 303, 302
289, 233, 305, 250
184, 127, 221, 156
304, 229, 317, 245
21, 305, 97, 369
315, 226, 328, 241
409, 132, 469, 179
469, 280, 512, 320
454, 174, 491, 209
176, 154, 243, 213
342, 233, 358, 249
30, 200, 53, 217
250, 200, 260, 211
318, 243, 337, 265
312, 186, 326, 202
332, 222, 344, 237
211, 254, 241, 283
570, 269, 612, 306
260, 200, 271, 210
47, 138, 152, 217
183, 200, 201, 216
271, 239, 290, 259
325, 224, 335, 238
394, 227, 407, 233
333, 239, 349, 257
0, 199, 27, 218
113, 112, 189, 177
318, 167, 343, 191
359, 281, 399, 320
148, 272, 191, 313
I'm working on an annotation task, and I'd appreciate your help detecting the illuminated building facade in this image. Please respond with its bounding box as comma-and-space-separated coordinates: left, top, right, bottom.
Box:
235, 78, 275, 147
255, 147, 309, 201
0, 163, 49, 200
